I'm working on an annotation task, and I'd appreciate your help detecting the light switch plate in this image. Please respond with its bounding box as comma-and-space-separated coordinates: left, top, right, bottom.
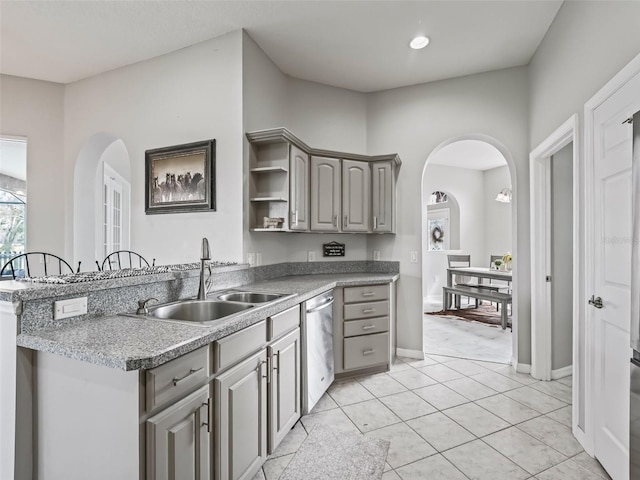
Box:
307, 251, 316, 262
54, 297, 88, 320
410, 251, 418, 263
256, 253, 262, 266
247, 253, 256, 266
373, 250, 381, 261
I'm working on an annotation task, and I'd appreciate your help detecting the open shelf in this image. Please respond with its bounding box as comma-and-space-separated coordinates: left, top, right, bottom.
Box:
250, 166, 288, 173
250, 197, 287, 202
250, 228, 287, 232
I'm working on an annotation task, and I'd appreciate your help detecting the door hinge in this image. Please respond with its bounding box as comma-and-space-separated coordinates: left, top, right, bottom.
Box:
623, 117, 633, 124
545, 275, 552, 282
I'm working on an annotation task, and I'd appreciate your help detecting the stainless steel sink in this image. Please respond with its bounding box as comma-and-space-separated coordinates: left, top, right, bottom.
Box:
216, 291, 286, 303
147, 299, 254, 324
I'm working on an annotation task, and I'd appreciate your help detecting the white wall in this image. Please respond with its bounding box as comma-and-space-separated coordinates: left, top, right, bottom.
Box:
483, 165, 512, 258
64, 31, 244, 268
367, 67, 529, 358
0, 75, 65, 256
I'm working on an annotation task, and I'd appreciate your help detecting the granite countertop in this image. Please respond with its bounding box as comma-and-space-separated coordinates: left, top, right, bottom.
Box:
16, 273, 398, 371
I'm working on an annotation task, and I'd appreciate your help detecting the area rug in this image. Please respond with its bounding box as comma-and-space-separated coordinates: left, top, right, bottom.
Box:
429, 303, 509, 327
279, 425, 390, 480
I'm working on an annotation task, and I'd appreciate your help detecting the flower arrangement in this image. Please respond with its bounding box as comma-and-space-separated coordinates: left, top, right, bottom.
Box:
501, 252, 512, 271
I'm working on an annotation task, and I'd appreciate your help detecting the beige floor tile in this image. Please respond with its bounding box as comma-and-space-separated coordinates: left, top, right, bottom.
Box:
263, 454, 294, 480
384, 462, 393, 472
443, 439, 529, 480
446, 359, 490, 376
379, 391, 438, 421
425, 354, 458, 363
545, 405, 572, 428
570, 452, 611, 479
389, 368, 438, 389
504, 386, 567, 414
443, 403, 510, 437
396, 454, 467, 480
382, 470, 402, 479
342, 398, 402, 432
300, 408, 359, 434
535, 459, 607, 480
252, 467, 266, 480
443, 377, 498, 401
473, 359, 510, 371
327, 379, 374, 406
271, 421, 307, 457
365, 422, 437, 468
517, 417, 583, 456
418, 364, 466, 382
530, 381, 573, 404
475, 394, 542, 424
557, 375, 573, 387
413, 383, 470, 410
357, 373, 408, 397
471, 371, 525, 392
407, 412, 475, 452
483, 427, 567, 475
309, 392, 338, 413
493, 366, 539, 385
390, 358, 414, 373
402, 357, 439, 368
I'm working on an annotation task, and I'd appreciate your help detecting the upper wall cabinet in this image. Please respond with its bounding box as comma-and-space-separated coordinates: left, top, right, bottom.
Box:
246, 128, 401, 234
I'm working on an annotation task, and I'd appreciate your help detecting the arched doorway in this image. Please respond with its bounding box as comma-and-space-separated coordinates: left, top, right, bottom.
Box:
421, 136, 517, 364
73, 133, 131, 270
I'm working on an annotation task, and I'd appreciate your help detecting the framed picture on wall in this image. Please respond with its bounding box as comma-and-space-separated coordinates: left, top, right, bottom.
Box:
145, 139, 216, 214
427, 208, 450, 251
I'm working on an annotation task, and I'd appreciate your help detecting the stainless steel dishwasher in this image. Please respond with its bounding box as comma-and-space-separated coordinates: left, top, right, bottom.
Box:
301, 290, 335, 414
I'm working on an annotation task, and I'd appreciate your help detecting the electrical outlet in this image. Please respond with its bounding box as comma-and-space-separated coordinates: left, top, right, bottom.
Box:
373, 250, 381, 261
307, 251, 316, 262
247, 253, 256, 266
256, 253, 262, 266
410, 251, 418, 263
54, 297, 87, 320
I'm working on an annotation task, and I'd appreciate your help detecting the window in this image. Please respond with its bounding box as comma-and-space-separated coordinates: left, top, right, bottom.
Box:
102, 165, 124, 257
0, 137, 27, 269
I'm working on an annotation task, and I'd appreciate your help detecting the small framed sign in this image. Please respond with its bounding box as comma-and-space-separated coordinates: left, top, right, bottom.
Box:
323, 241, 345, 257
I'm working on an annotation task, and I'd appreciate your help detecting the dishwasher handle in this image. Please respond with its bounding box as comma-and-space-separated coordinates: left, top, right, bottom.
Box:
306, 297, 334, 314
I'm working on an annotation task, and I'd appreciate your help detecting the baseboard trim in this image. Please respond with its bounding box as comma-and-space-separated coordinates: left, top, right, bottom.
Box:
511, 358, 531, 374
396, 348, 424, 360
551, 365, 572, 380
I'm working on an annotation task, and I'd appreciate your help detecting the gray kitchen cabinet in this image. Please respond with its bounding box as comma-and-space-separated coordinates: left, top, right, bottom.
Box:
268, 328, 301, 453
146, 385, 211, 480
289, 144, 310, 231
371, 160, 395, 233
214, 349, 268, 480
342, 159, 370, 232
310, 156, 341, 231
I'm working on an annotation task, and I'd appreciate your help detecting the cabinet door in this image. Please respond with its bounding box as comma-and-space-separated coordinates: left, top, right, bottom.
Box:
371, 161, 395, 233
342, 159, 370, 232
268, 328, 301, 453
215, 349, 267, 480
310, 156, 341, 231
146, 385, 210, 480
289, 145, 310, 231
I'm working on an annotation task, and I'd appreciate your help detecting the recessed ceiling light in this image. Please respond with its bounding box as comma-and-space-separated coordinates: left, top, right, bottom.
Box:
410, 35, 430, 50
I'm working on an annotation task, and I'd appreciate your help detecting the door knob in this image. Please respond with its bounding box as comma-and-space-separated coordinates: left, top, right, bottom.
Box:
588, 295, 604, 309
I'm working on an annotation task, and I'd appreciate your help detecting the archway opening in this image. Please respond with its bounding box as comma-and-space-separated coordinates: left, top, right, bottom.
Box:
421, 137, 516, 364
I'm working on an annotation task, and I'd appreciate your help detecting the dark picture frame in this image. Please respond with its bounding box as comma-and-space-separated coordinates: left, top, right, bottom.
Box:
145, 139, 216, 214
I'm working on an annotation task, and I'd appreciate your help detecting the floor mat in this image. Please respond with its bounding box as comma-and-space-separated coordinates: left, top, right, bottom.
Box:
279, 425, 390, 480
429, 303, 510, 327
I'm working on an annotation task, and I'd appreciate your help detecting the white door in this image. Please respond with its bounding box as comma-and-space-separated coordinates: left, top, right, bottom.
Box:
591, 71, 640, 480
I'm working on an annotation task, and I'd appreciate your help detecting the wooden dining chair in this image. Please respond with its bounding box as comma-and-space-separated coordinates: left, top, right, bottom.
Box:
0, 252, 78, 279
100, 250, 154, 271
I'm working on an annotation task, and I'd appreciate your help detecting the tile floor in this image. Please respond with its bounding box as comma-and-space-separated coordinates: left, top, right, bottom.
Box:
423, 313, 512, 364
254, 354, 611, 480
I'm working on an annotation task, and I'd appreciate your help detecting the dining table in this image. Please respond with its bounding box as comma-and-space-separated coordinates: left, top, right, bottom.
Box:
445, 266, 512, 311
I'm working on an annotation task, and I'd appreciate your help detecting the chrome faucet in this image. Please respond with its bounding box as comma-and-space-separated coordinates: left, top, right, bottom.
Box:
197, 238, 211, 300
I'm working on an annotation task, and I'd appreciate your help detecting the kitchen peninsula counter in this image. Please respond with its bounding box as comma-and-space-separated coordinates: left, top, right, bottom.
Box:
9, 266, 399, 371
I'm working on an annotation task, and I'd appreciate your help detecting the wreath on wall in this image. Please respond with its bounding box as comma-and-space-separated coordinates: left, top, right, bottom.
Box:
431, 225, 444, 244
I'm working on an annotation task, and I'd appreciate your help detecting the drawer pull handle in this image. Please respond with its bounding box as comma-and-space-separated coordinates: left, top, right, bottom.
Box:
363, 349, 376, 356
362, 325, 376, 330
362, 292, 375, 297
172, 367, 204, 386
362, 308, 375, 314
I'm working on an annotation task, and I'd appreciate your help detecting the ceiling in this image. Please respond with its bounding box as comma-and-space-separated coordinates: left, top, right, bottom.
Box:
428, 140, 507, 171
0, 1, 562, 93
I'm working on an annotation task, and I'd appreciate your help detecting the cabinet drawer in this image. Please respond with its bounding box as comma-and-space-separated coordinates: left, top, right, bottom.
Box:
212, 320, 267, 373
343, 332, 389, 370
343, 316, 389, 338
268, 305, 300, 341
146, 346, 209, 411
344, 300, 389, 320
344, 284, 389, 303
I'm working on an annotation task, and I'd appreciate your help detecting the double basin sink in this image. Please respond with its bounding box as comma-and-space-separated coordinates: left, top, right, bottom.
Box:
138, 290, 292, 326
